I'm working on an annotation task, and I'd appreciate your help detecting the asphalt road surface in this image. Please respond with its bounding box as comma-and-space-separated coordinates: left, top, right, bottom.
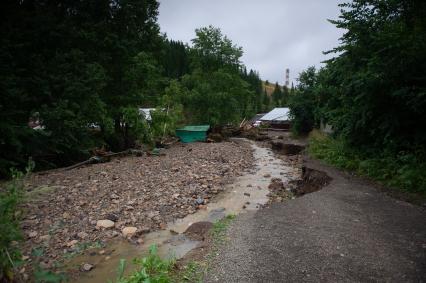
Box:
206, 158, 426, 282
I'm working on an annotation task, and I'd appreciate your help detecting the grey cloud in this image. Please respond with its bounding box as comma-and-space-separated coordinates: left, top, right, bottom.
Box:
158, 0, 345, 84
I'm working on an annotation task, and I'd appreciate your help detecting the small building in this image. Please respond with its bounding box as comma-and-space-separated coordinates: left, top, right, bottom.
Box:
260, 107, 291, 130
138, 108, 156, 121
175, 125, 210, 143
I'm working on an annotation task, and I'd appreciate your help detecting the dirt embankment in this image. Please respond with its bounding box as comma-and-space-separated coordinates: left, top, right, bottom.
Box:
20, 141, 254, 271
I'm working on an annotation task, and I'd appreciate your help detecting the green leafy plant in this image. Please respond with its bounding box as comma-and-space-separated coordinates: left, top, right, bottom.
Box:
0, 161, 33, 282
32, 246, 65, 283
113, 245, 175, 283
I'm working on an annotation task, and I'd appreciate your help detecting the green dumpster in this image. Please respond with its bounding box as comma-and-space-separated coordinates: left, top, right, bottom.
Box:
175, 125, 210, 143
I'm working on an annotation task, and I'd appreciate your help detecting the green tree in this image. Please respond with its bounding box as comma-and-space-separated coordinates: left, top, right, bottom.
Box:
272, 82, 283, 106
322, 0, 426, 150
191, 25, 243, 72
288, 67, 318, 134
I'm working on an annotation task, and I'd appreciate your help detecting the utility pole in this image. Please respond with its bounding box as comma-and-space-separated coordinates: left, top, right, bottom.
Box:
285, 68, 290, 88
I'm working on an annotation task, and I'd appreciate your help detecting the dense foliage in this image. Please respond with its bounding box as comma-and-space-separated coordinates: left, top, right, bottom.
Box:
0, 2, 264, 177
0, 165, 31, 282
290, 0, 426, 193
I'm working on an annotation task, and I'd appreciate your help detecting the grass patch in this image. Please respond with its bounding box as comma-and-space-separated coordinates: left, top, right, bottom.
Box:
308, 130, 426, 196
210, 214, 236, 245
176, 261, 204, 283
111, 245, 175, 283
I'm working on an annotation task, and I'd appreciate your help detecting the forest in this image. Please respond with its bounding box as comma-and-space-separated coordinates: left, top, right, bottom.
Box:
0, 0, 269, 178
289, 0, 426, 194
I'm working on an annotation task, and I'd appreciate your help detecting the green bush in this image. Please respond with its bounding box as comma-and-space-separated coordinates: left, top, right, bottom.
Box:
309, 131, 426, 195
0, 164, 32, 281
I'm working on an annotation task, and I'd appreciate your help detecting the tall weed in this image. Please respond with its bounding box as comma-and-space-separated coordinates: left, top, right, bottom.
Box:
308, 130, 426, 194
0, 161, 33, 281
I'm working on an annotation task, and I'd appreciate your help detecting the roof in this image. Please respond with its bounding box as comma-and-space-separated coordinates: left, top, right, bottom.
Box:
250, 113, 266, 123
260, 108, 290, 121
176, 125, 210, 132
138, 108, 156, 121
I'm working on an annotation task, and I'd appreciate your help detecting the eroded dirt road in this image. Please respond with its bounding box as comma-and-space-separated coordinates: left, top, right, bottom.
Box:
205, 157, 426, 282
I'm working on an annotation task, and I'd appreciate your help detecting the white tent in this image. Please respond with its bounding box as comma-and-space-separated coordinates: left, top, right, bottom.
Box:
260, 107, 290, 122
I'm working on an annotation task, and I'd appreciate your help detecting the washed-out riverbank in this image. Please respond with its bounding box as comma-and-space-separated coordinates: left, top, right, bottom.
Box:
19, 138, 303, 282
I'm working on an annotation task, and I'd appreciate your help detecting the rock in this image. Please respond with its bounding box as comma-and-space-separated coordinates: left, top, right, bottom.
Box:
66, 240, 79, 247
140, 227, 151, 234
77, 232, 89, 239
184, 221, 213, 241
96, 219, 115, 228
122, 227, 137, 237
246, 184, 252, 187
39, 235, 51, 242
21, 141, 259, 262
28, 231, 38, 238
268, 178, 284, 191
244, 192, 251, 197
208, 133, 224, 142
263, 174, 271, 178
105, 213, 119, 222
81, 263, 94, 272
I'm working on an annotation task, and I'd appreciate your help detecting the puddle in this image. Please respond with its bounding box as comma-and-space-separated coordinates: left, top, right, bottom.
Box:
69, 139, 300, 283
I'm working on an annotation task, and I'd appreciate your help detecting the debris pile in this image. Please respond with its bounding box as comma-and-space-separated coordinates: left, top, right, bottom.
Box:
21, 141, 254, 267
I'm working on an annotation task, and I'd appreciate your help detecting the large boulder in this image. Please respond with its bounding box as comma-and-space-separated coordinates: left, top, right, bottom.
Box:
96, 219, 115, 229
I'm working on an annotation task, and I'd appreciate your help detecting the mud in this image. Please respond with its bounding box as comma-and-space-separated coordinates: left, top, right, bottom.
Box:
270, 140, 305, 155
183, 221, 214, 241
292, 166, 332, 196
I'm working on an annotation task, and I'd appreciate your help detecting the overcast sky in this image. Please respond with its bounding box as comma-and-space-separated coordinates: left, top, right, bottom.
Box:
158, 0, 345, 85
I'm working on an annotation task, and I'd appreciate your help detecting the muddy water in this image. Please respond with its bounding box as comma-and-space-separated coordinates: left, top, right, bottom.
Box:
69, 140, 300, 283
